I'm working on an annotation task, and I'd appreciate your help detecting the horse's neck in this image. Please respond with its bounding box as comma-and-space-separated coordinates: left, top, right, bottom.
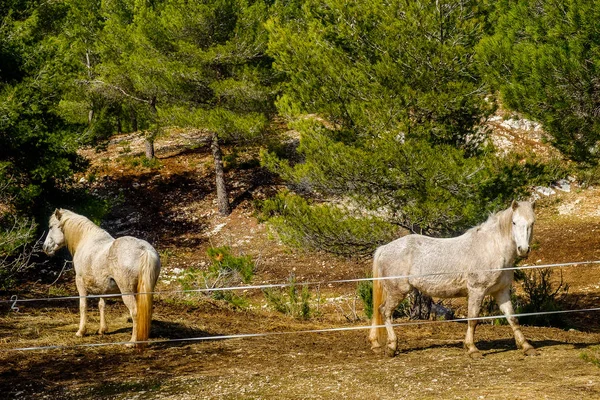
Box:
63, 215, 111, 255
475, 208, 516, 262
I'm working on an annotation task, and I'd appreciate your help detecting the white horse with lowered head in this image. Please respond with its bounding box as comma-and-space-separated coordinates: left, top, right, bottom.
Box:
369, 201, 537, 358
43, 209, 161, 348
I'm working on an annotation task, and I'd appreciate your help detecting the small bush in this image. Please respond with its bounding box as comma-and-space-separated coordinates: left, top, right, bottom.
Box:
481, 294, 514, 326
0, 215, 39, 290
141, 157, 161, 169
206, 247, 254, 283
357, 280, 373, 319
480, 268, 568, 327
514, 268, 569, 327
263, 274, 311, 319
119, 155, 161, 170
357, 279, 435, 320
581, 348, 600, 368
178, 246, 255, 308
119, 142, 132, 154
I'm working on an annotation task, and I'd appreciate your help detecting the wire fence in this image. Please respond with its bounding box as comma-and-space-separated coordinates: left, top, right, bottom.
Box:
1, 259, 599, 305
5, 306, 600, 352
1, 259, 600, 353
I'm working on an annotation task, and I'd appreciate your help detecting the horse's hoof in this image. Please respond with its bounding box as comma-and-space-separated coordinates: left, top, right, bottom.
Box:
124, 342, 135, 348
370, 344, 383, 354
468, 350, 482, 359
385, 346, 397, 358
524, 347, 539, 356
75, 331, 85, 337
98, 330, 107, 335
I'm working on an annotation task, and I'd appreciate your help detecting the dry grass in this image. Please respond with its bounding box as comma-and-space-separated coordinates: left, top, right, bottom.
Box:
3, 299, 600, 399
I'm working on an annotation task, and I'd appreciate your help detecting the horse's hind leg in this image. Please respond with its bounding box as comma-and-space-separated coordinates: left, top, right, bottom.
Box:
493, 288, 537, 356
382, 292, 405, 357
75, 276, 88, 337
121, 293, 138, 347
98, 298, 108, 335
465, 289, 485, 359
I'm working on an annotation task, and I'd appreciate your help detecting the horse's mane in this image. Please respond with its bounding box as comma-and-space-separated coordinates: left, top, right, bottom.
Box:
469, 206, 513, 239
55, 209, 112, 254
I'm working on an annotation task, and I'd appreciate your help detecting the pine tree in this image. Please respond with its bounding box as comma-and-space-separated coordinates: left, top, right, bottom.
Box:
263, 0, 502, 252
59, 0, 277, 214
477, 0, 600, 163
0, 0, 83, 216
153, 0, 277, 215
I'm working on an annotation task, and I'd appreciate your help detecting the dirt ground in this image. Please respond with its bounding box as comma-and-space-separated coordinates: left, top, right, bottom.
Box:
2, 130, 600, 399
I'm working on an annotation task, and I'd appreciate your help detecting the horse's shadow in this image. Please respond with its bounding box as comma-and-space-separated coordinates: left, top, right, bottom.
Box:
105, 319, 216, 348
397, 337, 595, 357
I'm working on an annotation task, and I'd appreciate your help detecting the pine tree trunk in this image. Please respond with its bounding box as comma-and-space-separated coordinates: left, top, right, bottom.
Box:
211, 132, 231, 215
145, 97, 157, 159
131, 108, 138, 132
144, 138, 155, 159
86, 51, 94, 126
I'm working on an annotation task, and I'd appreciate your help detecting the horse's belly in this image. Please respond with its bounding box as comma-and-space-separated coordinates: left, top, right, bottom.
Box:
83, 276, 120, 295
410, 278, 468, 299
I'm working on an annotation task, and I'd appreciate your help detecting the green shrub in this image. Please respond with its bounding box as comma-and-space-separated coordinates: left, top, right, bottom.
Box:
581, 348, 600, 368
514, 268, 569, 328
480, 268, 569, 327
357, 279, 420, 320
357, 280, 373, 319
0, 215, 38, 290
260, 191, 398, 257
119, 155, 162, 170
481, 294, 512, 326
205, 246, 254, 284
263, 274, 311, 320
178, 246, 255, 309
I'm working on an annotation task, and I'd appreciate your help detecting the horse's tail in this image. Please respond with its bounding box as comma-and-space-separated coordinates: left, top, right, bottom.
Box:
136, 248, 160, 349
371, 246, 387, 346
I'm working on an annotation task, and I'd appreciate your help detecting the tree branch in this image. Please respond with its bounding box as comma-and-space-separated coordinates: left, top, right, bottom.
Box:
78, 79, 151, 104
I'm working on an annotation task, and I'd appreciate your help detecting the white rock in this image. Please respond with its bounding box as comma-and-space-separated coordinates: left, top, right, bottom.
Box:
535, 186, 556, 196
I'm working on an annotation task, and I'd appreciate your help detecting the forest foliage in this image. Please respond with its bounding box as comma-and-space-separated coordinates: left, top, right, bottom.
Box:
0, 0, 596, 272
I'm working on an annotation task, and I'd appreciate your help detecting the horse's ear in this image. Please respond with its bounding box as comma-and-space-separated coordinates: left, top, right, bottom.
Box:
511, 200, 519, 211
531, 200, 536, 210
54, 209, 63, 220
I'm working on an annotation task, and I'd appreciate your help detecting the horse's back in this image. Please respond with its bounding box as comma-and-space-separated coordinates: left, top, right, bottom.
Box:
103, 236, 159, 290
375, 234, 470, 298
376, 234, 445, 275
110, 236, 160, 271
374, 235, 417, 293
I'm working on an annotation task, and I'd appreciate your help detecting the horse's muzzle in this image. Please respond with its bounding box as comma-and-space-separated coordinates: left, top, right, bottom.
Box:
43, 245, 55, 256
517, 246, 531, 258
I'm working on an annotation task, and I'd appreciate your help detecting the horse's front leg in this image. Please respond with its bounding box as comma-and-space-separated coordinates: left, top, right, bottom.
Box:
465, 290, 485, 359
75, 276, 88, 337
98, 298, 108, 335
493, 288, 538, 356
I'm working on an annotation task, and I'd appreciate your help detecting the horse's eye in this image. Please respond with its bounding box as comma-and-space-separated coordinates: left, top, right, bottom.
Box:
512, 221, 516, 225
